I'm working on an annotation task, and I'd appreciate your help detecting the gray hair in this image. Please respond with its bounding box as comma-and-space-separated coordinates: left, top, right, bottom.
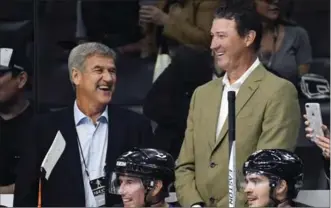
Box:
68, 42, 117, 83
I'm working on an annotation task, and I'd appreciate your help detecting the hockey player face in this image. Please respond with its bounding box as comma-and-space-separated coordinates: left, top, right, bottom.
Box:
243, 173, 271, 207
118, 175, 146, 208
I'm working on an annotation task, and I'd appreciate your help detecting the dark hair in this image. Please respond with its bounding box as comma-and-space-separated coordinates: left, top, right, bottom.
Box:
214, 4, 262, 52
281, 0, 296, 23
244, 0, 297, 26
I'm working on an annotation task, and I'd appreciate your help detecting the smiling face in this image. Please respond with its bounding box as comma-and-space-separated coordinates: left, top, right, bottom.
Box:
71, 54, 116, 107
243, 173, 271, 207
118, 175, 146, 208
210, 18, 255, 72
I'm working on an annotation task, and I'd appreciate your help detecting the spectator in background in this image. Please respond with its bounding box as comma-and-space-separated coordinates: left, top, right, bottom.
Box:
242, 149, 307, 207
0, 47, 34, 194
175, 4, 301, 207
139, 0, 221, 50
143, 45, 213, 159
142, 0, 221, 159
304, 115, 330, 186
253, 0, 312, 86
80, 0, 142, 53
116, 0, 222, 56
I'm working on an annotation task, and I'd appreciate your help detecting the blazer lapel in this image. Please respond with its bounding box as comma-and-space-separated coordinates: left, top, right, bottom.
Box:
207, 81, 223, 149
104, 105, 132, 206
57, 107, 85, 197
105, 105, 126, 173
235, 66, 265, 116
212, 64, 266, 152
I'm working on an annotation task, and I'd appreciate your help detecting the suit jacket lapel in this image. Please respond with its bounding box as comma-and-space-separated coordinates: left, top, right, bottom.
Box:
58, 104, 126, 205
213, 64, 266, 152
105, 105, 126, 173
105, 105, 137, 206
57, 107, 85, 198
235, 66, 264, 116
207, 81, 223, 149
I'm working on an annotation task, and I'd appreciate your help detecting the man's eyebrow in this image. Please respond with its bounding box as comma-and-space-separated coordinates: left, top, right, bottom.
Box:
92, 65, 116, 70
92, 65, 103, 69
247, 176, 261, 181
216, 30, 225, 33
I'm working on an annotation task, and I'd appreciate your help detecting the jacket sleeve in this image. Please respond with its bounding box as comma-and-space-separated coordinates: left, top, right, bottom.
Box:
175, 88, 204, 206
143, 60, 178, 125
162, 0, 220, 48
323, 157, 330, 183
138, 114, 156, 149
14, 116, 40, 207
256, 81, 301, 151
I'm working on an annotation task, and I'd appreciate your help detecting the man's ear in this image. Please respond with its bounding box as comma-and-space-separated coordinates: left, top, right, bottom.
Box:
71, 67, 81, 86
150, 180, 163, 197
275, 180, 288, 197
244, 30, 256, 48
17, 71, 28, 89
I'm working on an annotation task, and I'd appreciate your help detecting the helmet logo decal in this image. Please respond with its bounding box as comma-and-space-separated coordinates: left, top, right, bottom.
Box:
116, 161, 127, 167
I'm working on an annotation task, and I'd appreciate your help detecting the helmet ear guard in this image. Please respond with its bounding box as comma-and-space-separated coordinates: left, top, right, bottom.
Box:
265, 173, 282, 188
142, 178, 156, 191
143, 179, 170, 207
142, 178, 171, 196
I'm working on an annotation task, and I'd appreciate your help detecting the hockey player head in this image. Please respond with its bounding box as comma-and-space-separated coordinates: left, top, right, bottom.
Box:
242, 149, 304, 207
109, 148, 175, 207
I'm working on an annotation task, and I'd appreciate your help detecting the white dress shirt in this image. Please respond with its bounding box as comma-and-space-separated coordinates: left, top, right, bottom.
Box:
215, 58, 260, 140
74, 101, 109, 207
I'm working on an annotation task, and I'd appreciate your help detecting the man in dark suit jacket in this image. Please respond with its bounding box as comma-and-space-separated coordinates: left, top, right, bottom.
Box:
143, 46, 214, 159
13, 42, 154, 207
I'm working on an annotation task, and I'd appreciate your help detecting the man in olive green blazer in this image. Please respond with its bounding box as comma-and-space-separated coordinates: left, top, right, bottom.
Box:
174, 5, 301, 208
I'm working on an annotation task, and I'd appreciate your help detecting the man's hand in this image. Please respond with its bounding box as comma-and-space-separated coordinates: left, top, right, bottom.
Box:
317, 125, 330, 159
139, 5, 170, 25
